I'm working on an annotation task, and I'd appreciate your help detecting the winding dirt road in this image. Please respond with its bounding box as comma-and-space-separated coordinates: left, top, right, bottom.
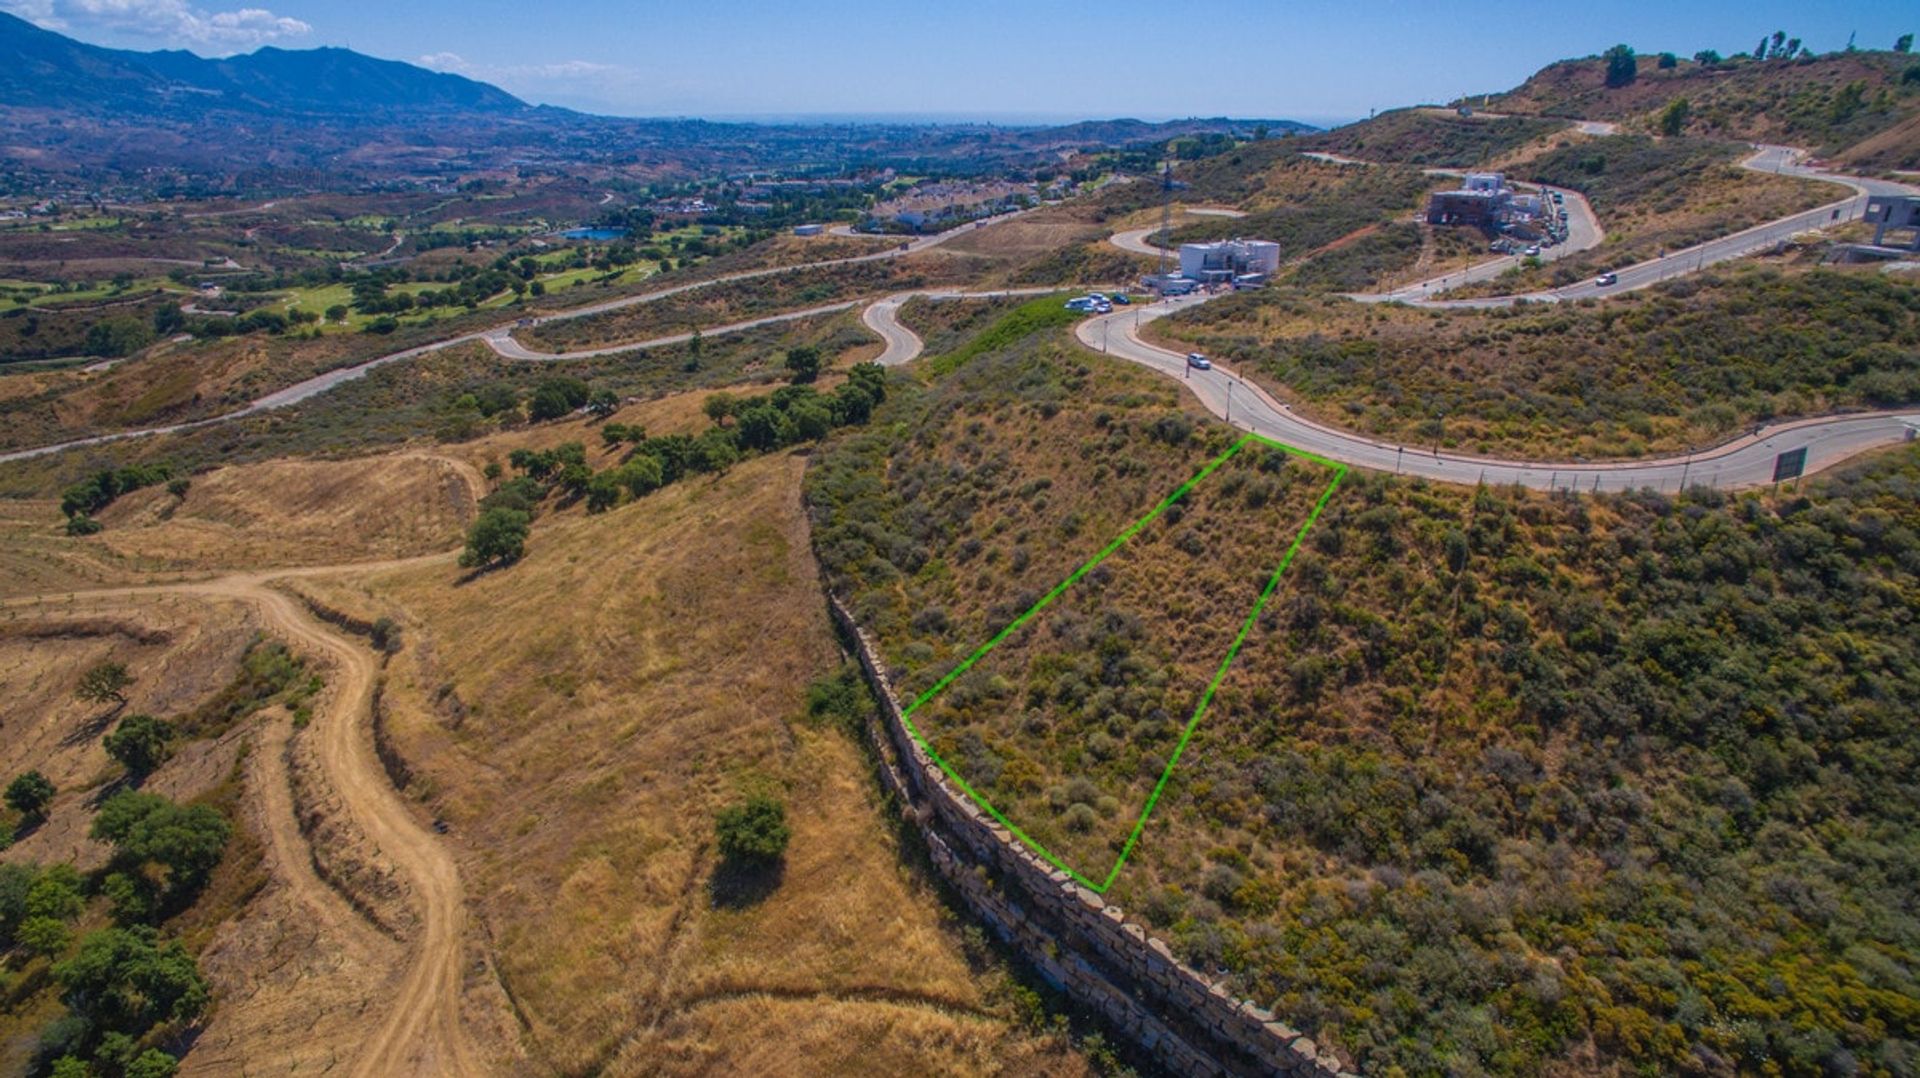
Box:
7, 554, 477, 1075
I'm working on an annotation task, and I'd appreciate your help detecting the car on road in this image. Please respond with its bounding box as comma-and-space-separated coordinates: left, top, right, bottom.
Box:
1595, 272, 1618, 287
1186, 353, 1211, 370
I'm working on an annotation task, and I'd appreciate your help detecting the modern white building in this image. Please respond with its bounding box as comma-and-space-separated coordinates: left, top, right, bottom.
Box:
1178, 239, 1281, 283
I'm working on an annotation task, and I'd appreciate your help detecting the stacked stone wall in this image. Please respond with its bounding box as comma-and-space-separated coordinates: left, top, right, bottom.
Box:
828, 595, 1356, 1078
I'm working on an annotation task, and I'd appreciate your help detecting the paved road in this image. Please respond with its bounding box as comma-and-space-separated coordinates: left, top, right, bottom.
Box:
481, 300, 864, 360
1369, 144, 1915, 308
861, 287, 1072, 366
0, 208, 1039, 464
1365, 181, 1603, 302
1107, 207, 1247, 258
1079, 296, 1920, 491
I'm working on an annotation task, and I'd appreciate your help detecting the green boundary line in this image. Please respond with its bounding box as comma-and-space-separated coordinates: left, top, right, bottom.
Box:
897, 432, 1347, 893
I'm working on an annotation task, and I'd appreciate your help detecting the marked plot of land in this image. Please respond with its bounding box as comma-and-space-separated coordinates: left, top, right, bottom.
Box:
900, 434, 1345, 891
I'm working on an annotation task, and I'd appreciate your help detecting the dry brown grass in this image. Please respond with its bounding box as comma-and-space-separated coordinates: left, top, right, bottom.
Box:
0, 594, 259, 865
301, 449, 1086, 1075
92, 453, 478, 571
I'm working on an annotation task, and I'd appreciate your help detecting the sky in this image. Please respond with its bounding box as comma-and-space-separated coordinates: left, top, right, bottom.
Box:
5, 0, 1915, 125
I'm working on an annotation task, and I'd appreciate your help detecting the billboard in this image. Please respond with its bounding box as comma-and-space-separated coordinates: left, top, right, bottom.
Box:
1773, 447, 1807, 483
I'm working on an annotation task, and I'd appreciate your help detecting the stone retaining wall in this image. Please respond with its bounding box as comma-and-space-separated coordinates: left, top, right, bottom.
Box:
828, 594, 1356, 1078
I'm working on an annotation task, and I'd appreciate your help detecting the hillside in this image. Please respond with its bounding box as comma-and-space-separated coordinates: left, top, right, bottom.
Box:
1153, 265, 1920, 458
295, 443, 1097, 1075
810, 312, 1920, 1075
0, 12, 524, 115
1298, 109, 1569, 168
1476, 48, 1920, 166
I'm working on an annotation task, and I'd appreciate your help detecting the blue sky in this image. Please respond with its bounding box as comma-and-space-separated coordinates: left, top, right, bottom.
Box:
6, 0, 1914, 124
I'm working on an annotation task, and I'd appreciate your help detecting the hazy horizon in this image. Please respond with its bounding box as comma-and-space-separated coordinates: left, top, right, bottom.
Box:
3, 0, 1912, 122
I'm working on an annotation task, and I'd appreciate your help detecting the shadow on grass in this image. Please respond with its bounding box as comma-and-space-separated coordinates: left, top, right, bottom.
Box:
59, 703, 125, 748
452, 557, 520, 588
708, 856, 785, 910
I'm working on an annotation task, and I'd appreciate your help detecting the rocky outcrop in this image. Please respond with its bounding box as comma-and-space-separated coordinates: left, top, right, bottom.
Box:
828, 594, 1357, 1078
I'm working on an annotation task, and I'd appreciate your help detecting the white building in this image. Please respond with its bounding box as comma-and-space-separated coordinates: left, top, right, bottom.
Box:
1178, 239, 1281, 283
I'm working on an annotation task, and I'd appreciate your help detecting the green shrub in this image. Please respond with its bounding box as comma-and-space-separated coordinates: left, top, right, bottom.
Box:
714, 795, 790, 864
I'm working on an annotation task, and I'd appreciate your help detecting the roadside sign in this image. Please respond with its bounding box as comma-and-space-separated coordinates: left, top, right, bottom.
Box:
1773, 447, 1808, 482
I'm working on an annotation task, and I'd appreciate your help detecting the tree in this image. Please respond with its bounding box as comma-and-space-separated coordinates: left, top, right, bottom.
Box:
53, 925, 209, 1037
459, 508, 530, 568
527, 377, 590, 422
166, 477, 191, 499
1694, 49, 1723, 65
691, 428, 740, 474
714, 795, 789, 864
586, 388, 620, 418
703, 392, 737, 426
1659, 97, 1691, 136
7, 770, 55, 819
1656, 51, 1677, 69
617, 456, 664, 498
324, 304, 348, 323
1603, 44, 1638, 87
783, 345, 822, 385
104, 715, 172, 779
92, 791, 232, 911
77, 661, 132, 707
785, 399, 834, 442
585, 473, 621, 513
1771, 30, 1787, 57
1898, 34, 1914, 53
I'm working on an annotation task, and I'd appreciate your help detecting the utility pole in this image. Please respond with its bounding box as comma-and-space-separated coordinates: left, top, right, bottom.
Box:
1159, 161, 1174, 280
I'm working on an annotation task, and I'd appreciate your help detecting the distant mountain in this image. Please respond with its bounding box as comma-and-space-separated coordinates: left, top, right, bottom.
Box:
0, 11, 525, 116
0, 13, 1317, 189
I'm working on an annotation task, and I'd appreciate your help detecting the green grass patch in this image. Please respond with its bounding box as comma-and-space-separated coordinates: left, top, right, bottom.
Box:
922, 294, 1080, 378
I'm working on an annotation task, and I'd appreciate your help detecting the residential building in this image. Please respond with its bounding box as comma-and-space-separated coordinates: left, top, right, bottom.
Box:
1177, 239, 1281, 283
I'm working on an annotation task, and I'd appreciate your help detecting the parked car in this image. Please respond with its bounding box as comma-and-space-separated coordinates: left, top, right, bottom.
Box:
1186, 353, 1211, 370
1525, 245, 1541, 256
1596, 272, 1618, 286
1111, 293, 1131, 305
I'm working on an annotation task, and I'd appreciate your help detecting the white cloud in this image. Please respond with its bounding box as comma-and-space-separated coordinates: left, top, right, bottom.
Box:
3, 0, 311, 51
418, 52, 622, 81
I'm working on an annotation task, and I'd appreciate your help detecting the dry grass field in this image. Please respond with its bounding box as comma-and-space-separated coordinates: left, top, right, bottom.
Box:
290, 446, 1090, 1075
93, 453, 477, 570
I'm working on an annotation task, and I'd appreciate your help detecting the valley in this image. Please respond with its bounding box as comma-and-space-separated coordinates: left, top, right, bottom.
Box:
2, 13, 1918, 1078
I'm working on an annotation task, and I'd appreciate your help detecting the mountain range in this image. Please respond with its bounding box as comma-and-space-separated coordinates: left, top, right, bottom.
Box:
0, 13, 1315, 189
0, 11, 523, 115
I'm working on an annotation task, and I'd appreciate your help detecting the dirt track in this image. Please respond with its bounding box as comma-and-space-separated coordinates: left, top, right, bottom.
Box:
6, 554, 480, 1074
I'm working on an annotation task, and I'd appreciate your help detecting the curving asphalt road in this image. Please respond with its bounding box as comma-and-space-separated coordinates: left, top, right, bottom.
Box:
1078, 295, 1920, 491
0, 208, 1040, 465
1368, 144, 1914, 308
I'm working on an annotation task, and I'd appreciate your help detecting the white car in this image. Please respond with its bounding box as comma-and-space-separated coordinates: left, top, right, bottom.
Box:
1595, 272, 1618, 287
1186, 353, 1211, 370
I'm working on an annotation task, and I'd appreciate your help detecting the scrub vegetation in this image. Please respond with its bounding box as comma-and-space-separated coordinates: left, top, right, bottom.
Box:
809, 311, 1920, 1075
1155, 266, 1920, 459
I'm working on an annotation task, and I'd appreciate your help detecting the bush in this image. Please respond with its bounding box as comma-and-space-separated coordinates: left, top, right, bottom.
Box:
714, 795, 790, 864
103, 715, 172, 779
